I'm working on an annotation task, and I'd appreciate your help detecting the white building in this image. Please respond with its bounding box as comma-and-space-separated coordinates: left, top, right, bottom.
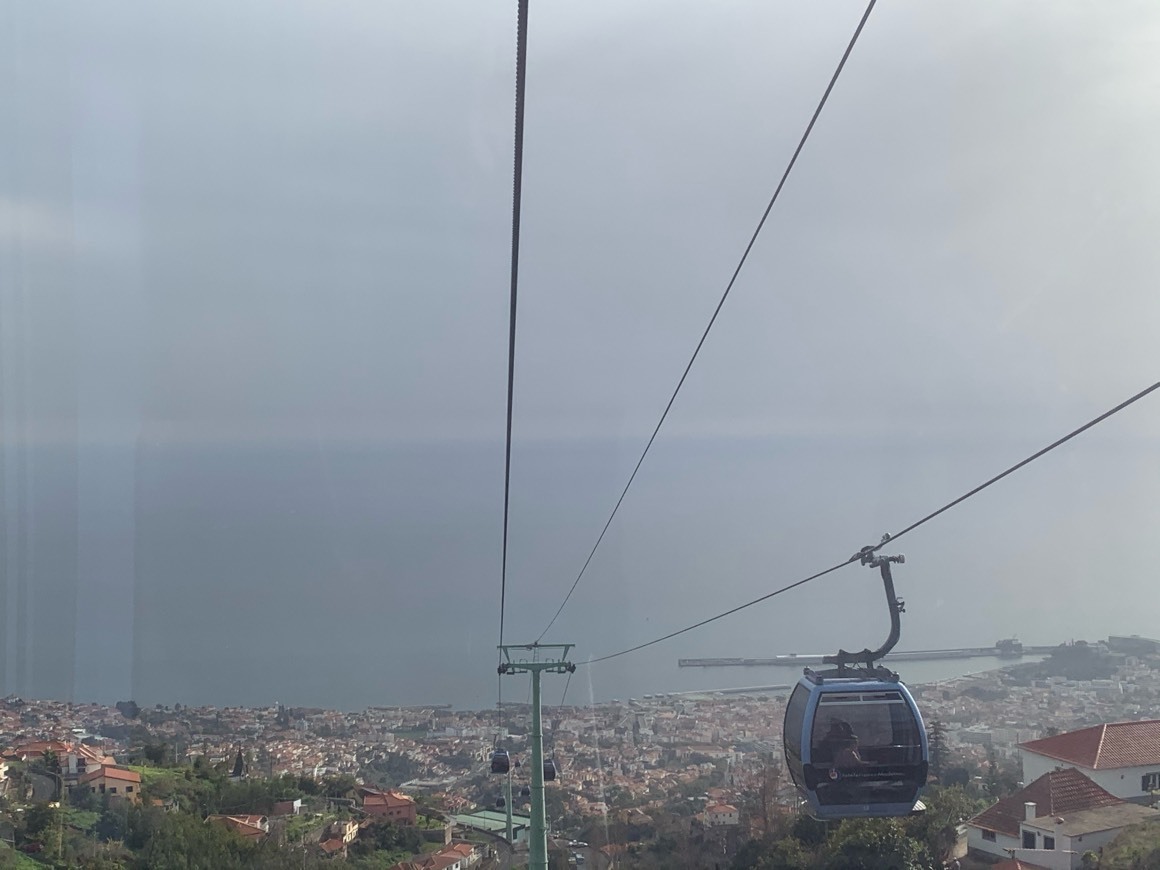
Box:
1019, 720, 1160, 803
1020, 803, 1160, 866
966, 767, 1154, 865
703, 804, 739, 827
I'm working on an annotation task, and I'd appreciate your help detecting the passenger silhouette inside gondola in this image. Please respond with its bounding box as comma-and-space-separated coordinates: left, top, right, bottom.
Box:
817, 720, 864, 767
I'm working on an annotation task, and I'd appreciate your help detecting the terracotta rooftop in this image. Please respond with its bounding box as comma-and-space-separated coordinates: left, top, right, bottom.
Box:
1019, 720, 1160, 769
77, 766, 141, 785
969, 768, 1123, 837
205, 815, 268, 838
363, 789, 415, 808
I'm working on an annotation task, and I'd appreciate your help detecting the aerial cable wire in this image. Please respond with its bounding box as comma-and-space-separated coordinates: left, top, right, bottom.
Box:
537, 0, 879, 643
867, 380, 1160, 551
583, 379, 1160, 665
498, 0, 531, 726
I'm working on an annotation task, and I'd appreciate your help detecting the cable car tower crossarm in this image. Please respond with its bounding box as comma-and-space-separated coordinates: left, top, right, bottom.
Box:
498, 643, 576, 870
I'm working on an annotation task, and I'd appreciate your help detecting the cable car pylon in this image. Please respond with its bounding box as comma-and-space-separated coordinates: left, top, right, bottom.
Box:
498, 643, 576, 870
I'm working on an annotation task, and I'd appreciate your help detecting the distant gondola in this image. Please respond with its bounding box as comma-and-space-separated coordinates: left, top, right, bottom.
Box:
782, 547, 929, 820
520, 785, 531, 798
495, 796, 506, 809
490, 749, 510, 775
543, 759, 558, 782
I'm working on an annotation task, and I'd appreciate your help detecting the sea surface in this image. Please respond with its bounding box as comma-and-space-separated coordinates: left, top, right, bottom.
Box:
490, 655, 1047, 712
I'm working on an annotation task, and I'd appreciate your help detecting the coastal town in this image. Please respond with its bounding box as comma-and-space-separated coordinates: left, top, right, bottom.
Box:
1, 636, 1160, 866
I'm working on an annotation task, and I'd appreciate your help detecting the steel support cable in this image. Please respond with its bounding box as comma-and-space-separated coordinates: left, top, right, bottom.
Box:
537, 0, 879, 643
584, 379, 1160, 665
499, 0, 531, 725
869, 380, 1160, 552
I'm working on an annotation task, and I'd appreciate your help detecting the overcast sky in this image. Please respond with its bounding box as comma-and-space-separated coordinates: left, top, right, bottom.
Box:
1, 1, 1158, 710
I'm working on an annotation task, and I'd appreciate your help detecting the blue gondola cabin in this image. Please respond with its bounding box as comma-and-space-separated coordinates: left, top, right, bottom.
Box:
784, 671, 928, 820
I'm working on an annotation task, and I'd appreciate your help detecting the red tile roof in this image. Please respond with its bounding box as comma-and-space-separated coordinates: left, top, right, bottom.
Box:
969, 768, 1122, 837
77, 766, 141, 785
1019, 720, 1160, 769
205, 815, 267, 839
363, 790, 415, 808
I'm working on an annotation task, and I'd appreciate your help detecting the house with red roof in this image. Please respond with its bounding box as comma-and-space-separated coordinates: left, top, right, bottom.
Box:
387, 840, 477, 870
967, 767, 1159, 866
702, 803, 739, 827
205, 814, 270, 841
1019, 720, 1160, 803
77, 766, 142, 803
6, 740, 117, 781
359, 786, 417, 825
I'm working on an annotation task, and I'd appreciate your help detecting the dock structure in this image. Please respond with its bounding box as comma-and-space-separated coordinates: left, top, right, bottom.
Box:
678, 640, 1055, 668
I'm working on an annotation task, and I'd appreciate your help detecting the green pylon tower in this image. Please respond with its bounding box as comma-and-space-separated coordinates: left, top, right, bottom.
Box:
499, 643, 575, 870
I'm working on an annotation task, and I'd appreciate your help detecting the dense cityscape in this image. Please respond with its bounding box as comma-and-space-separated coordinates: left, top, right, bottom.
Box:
1, 637, 1160, 867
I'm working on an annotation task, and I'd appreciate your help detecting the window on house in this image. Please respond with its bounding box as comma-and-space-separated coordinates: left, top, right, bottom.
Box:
1044, 836, 1055, 850
982, 831, 996, 843
1022, 831, 1036, 849
1142, 772, 1160, 791
126, 786, 134, 793
110, 787, 117, 794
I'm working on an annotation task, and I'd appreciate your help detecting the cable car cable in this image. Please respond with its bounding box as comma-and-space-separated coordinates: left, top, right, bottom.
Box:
536, 0, 879, 643
583, 378, 1160, 665
868, 379, 1160, 554
498, 0, 531, 727
586, 560, 854, 665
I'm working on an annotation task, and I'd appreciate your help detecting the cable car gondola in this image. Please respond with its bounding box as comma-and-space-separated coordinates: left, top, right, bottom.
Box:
490, 749, 510, 775
495, 796, 506, 809
520, 786, 531, 798
542, 759, 558, 782
783, 548, 928, 820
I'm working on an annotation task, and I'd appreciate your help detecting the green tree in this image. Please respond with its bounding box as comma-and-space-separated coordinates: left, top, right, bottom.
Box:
927, 720, 946, 782
321, 773, 358, 798
115, 700, 140, 720
823, 818, 931, 870
23, 802, 60, 841
143, 742, 170, 766
731, 836, 811, 869
347, 819, 423, 858
984, 745, 1000, 796
135, 811, 255, 870
905, 786, 983, 865
1098, 820, 1160, 869
791, 814, 827, 848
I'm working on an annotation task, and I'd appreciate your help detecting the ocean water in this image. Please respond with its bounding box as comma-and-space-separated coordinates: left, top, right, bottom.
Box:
523, 655, 1047, 712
